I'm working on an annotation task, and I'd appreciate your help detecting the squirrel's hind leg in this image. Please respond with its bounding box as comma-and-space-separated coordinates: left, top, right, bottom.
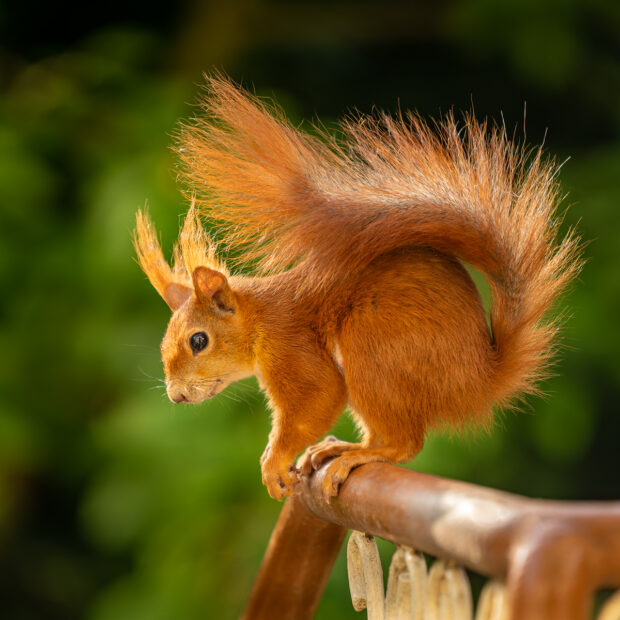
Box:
320, 441, 422, 501
297, 435, 363, 476
298, 430, 422, 501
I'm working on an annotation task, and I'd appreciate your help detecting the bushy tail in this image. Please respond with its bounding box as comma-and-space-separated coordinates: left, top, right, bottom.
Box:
178, 75, 582, 407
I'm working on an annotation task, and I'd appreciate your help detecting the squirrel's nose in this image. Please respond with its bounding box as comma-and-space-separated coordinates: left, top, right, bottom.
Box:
169, 392, 188, 404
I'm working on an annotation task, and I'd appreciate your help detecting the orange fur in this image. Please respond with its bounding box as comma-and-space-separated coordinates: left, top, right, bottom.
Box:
135, 76, 582, 501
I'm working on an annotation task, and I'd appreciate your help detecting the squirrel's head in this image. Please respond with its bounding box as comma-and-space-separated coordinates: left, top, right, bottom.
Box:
134, 207, 254, 404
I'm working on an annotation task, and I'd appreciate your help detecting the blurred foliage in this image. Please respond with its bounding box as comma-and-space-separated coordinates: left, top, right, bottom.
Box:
0, 1, 619, 618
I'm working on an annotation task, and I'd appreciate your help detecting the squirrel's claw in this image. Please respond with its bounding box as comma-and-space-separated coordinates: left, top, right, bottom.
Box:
321, 456, 353, 501
261, 455, 299, 500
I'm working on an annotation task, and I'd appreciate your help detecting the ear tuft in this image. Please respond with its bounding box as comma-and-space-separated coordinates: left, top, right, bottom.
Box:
135, 209, 194, 311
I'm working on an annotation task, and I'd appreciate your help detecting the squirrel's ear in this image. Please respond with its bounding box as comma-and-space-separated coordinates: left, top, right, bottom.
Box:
192, 266, 235, 314
163, 282, 193, 311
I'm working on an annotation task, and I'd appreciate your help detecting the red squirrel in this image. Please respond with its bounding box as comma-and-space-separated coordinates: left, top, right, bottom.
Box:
134, 76, 581, 501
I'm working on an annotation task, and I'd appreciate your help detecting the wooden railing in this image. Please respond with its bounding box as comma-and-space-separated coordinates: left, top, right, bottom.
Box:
242, 462, 620, 620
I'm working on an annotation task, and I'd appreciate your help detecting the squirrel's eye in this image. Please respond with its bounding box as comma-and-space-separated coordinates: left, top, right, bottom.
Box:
189, 331, 208, 353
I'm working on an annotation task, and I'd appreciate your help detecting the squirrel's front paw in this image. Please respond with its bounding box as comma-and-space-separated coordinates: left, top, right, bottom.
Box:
261, 456, 300, 500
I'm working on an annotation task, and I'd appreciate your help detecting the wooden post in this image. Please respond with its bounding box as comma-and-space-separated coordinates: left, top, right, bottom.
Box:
241, 494, 347, 620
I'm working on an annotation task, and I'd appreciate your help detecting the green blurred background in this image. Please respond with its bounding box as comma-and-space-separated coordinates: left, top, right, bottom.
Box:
1, 1, 619, 618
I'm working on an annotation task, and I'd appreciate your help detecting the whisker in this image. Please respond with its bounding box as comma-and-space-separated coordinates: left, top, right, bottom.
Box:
121, 343, 161, 352
136, 366, 166, 384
